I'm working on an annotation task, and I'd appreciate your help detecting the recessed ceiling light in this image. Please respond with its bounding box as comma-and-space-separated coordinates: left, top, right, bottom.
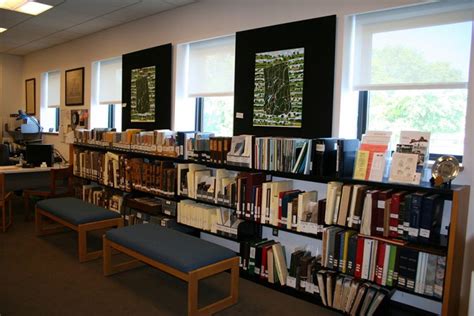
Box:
0, 28, 7, 33
0, 0, 53, 15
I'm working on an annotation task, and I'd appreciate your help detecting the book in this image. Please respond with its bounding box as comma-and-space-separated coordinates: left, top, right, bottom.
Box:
434, 255, 446, 298
311, 138, 338, 177
347, 233, 359, 276
360, 190, 376, 236
350, 283, 368, 316
424, 254, 438, 296
336, 139, 360, 178
317, 271, 328, 306
408, 192, 428, 242
325, 181, 343, 225
419, 194, 444, 244
337, 184, 353, 226
296, 191, 318, 233
390, 191, 407, 238
272, 243, 288, 286
348, 184, 367, 230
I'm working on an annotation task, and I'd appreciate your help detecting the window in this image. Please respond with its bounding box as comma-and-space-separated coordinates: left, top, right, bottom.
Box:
353, 4, 473, 157
177, 35, 235, 136
41, 71, 60, 133
91, 57, 122, 131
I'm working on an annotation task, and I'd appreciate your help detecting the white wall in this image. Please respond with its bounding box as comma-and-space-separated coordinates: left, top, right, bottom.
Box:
10, 0, 474, 314
0, 53, 23, 138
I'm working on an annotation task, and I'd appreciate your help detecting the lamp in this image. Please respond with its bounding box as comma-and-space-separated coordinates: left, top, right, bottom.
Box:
0, 0, 53, 15
16, 110, 43, 134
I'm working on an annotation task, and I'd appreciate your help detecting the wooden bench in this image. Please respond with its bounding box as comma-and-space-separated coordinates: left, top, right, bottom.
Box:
103, 223, 239, 315
35, 197, 123, 262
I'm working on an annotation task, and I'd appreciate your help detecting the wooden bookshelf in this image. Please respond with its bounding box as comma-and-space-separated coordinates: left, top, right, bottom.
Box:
69, 143, 470, 316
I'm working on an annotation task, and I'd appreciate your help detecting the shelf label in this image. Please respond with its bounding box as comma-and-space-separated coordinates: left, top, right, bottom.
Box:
286, 276, 296, 288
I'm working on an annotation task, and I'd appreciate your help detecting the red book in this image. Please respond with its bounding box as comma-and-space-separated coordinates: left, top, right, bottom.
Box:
354, 236, 365, 279
260, 242, 275, 279
390, 191, 407, 238
374, 190, 392, 236
375, 242, 386, 285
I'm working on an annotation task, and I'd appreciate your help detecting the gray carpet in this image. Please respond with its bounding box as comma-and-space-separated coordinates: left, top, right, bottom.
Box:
0, 197, 338, 316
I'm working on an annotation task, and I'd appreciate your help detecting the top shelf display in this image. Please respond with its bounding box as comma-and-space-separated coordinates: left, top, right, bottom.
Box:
72, 128, 460, 198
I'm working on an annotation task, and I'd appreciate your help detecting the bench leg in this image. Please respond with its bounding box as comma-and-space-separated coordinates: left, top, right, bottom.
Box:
35, 209, 66, 236
188, 257, 240, 316
78, 219, 123, 263
103, 236, 144, 276
188, 274, 199, 315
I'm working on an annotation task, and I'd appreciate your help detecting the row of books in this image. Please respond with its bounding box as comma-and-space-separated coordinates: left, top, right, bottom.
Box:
177, 165, 447, 246
73, 149, 177, 196
74, 129, 234, 162
322, 229, 445, 298
75, 131, 362, 177
325, 182, 447, 245
176, 167, 324, 233
177, 199, 243, 238
239, 239, 390, 315
80, 184, 123, 214
254, 137, 314, 174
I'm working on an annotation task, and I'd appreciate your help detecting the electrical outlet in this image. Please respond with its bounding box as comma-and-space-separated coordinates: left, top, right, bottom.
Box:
272, 228, 279, 236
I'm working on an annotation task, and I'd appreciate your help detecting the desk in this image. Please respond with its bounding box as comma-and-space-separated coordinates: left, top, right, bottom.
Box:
0, 165, 69, 231
0, 166, 62, 192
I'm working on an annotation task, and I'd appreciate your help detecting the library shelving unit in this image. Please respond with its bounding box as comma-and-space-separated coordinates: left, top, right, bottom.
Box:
69, 142, 470, 316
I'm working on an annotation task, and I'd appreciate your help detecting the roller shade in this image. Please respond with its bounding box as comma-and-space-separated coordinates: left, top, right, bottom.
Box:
187, 35, 235, 97
98, 57, 122, 105
353, 3, 473, 91
47, 71, 60, 108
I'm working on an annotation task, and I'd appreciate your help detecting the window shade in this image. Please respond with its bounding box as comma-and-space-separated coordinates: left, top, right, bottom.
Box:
47, 71, 60, 108
353, 3, 473, 90
187, 35, 235, 97
98, 57, 122, 105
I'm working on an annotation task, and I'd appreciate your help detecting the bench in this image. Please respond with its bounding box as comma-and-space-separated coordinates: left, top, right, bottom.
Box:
103, 224, 239, 315
35, 197, 123, 262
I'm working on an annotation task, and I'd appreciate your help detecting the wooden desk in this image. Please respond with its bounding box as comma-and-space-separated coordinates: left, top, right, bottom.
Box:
0, 165, 68, 191
0, 165, 69, 232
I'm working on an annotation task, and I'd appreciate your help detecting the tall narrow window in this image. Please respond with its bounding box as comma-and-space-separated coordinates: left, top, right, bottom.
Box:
41, 70, 60, 133
91, 57, 122, 131
178, 35, 235, 136
352, 4, 472, 157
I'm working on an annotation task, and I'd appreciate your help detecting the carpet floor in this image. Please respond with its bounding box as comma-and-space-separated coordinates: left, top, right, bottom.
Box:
0, 198, 338, 316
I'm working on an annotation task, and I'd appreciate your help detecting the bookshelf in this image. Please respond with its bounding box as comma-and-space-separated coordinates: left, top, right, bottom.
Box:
69, 142, 470, 316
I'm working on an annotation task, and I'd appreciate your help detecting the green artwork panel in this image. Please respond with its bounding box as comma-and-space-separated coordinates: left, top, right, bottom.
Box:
253, 47, 304, 128
131, 65, 156, 123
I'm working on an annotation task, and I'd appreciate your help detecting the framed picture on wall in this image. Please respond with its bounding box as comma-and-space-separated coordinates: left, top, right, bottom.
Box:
233, 15, 336, 139
121, 43, 172, 130
65, 67, 84, 106
25, 78, 36, 115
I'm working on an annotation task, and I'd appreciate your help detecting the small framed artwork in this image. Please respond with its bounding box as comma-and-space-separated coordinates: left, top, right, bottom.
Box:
25, 78, 36, 115
65, 67, 84, 106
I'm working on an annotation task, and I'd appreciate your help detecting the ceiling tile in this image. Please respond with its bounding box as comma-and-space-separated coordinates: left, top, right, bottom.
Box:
0, 0, 196, 55
0, 9, 32, 28
102, 2, 175, 22
67, 18, 121, 34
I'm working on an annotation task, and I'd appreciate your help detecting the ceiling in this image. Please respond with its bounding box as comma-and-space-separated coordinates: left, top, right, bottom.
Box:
0, 0, 195, 56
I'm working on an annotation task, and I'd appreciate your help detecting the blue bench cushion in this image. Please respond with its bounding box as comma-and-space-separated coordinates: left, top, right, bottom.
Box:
106, 224, 237, 272
37, 197, 121, 225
